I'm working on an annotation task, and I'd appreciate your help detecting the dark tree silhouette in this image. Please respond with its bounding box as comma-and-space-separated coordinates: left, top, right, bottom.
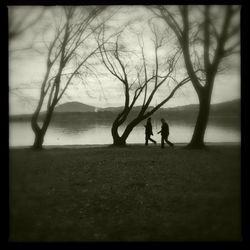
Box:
97, 23, 191, 146
151, 5, 240, 148
30, 6, 106, 150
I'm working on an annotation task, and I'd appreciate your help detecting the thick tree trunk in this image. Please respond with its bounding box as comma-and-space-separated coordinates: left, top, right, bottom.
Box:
111, 117, 142, 146
111, 122, 127, 146
112, 136, 127, 146
31, 106, 55, 150
187, 93, 211, 149
32, 130, 45, 150
31, 113, 43, 150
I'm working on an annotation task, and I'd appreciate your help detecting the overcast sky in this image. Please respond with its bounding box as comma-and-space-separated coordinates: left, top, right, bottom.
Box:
9, 6, 240, 115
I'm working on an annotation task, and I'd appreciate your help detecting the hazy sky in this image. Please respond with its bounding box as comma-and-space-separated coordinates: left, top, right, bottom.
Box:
9, 6, 240, 115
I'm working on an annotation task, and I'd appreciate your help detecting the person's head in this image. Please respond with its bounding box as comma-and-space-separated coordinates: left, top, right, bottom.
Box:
161, 118, 165, 124
147, 117, 151, 122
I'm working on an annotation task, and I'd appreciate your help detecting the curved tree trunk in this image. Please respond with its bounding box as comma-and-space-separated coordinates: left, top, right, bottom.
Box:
112, 137, 127, 146
111, 116, 142, 146
111, 121, 126, 146
32, 130, 45, 150
31, 112, 43, 150
31, 107, 55, 150
31, 118, 44, 150
187, 101, 209, 149
187, 91, 211, 149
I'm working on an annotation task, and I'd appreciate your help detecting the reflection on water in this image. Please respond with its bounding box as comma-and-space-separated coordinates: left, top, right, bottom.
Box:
9, 118, 240, 147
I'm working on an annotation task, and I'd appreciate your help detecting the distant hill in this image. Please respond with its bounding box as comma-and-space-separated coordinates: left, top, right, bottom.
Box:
162, 99, 240, 113
210, 99, 240, 114
9, 99, 240, 121
98, 99, 240, 115
162, 103, 199, 113
157, 99, 240, 120
54, 102, 96, 113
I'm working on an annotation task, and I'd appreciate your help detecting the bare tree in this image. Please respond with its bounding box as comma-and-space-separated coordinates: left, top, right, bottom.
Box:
150, 5, 240, 148
96, 23, 192, 146
30, 6, 107, 149
8, 6, 46, 40
9, 6, 48, 104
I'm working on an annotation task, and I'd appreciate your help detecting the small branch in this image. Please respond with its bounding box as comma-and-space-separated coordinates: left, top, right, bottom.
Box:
145, 75, 191, 117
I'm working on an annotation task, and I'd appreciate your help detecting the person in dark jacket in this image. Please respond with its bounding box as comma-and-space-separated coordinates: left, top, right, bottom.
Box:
158, 118, 174, 148
144, 117, 156, 145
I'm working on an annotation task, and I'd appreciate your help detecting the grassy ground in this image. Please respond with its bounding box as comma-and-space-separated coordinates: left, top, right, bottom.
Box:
9, 145, 241, 241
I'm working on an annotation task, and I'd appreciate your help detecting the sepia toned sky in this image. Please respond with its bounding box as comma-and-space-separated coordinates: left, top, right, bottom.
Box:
9, 6, 240, 115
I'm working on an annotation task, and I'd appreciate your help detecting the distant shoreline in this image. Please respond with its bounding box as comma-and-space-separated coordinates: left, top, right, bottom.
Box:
9, 98, 240, 117
9, 142, 241, 150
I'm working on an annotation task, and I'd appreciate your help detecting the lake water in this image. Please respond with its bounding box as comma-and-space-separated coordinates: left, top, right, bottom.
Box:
9, 118, 240, 147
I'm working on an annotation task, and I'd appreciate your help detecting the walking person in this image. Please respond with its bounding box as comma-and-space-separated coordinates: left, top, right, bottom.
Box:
158, 118, 174, 148
144, 117, 157, 146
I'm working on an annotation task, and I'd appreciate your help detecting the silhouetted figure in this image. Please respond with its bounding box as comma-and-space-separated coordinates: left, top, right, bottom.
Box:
158, 118, 174, 148
144, 117, 157, 146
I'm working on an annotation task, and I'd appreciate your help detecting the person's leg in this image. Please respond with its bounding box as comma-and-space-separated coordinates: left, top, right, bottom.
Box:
161, 136, 164, 148
145, 135, 148, 145
165, 135, 174, 146
148, 136, 156, 144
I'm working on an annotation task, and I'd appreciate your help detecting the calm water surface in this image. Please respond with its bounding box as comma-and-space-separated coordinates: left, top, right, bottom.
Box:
9, 118, 240, 147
